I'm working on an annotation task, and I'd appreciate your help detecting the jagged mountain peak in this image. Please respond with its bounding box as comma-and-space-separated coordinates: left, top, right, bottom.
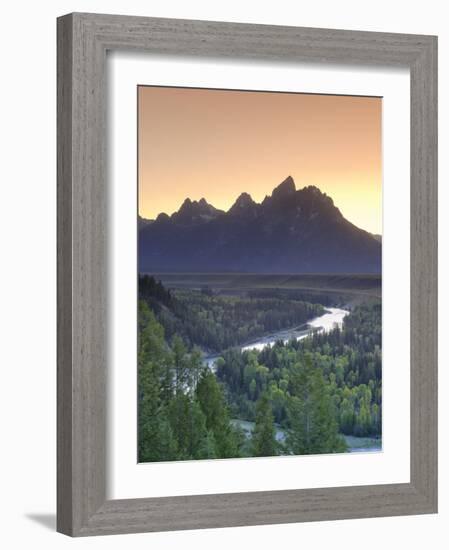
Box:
228, 192, 258, 218
271, 175, 296, 200
170, 196, 224, 225
230, 192, 255, 209
297, 185, 330, 200
177, 196, 215, 212
155, 212, 170, 223
139, 176, 381, 273
297, 185, 335, 208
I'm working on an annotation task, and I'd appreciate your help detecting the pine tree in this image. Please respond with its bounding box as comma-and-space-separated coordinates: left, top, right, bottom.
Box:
196, 370, 240, 458
198, 430, 218, 459
167, 393, 210, 460
339, 397, 355, 435
188, 346, 205, 391
251, 393, 278, 457
172, 334, 188, 393
157, 414, 179, 460
286, 355, 347, 455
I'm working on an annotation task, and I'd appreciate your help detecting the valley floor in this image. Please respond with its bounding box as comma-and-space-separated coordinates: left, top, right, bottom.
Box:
138, 273, 382, 462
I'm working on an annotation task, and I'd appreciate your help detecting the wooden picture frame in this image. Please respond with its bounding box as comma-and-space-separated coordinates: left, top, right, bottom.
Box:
57, 12, 438, 536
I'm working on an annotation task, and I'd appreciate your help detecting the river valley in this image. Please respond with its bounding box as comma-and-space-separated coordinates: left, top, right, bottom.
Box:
204, 306, 381, 454
204, 307, 349, 368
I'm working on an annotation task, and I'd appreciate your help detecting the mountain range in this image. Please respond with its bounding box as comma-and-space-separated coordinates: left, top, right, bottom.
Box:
139, 176, 381, 274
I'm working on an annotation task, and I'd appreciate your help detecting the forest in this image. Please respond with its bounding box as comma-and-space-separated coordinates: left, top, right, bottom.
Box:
216, 302, 382, 438
138, 276, 382, 462
139, 300, 242, 461
139, 274, 324, 352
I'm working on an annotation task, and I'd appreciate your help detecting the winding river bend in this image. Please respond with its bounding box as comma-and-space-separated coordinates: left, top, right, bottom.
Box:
242, 307, 349, 352
204, 307, 349, 368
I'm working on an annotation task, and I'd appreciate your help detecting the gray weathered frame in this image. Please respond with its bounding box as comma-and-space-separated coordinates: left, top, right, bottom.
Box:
57, 12, 438, 537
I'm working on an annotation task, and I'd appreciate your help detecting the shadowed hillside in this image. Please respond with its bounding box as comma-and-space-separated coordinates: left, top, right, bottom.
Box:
139, 176, 381, 274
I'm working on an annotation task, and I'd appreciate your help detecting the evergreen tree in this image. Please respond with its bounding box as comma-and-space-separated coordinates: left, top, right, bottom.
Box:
188, 346, 204, 391
196, 370, 240, 458
286, 355, 347, 455
172, 334, 189, 392
157, 414, 179, 460
198, 430, 218, 459
168, 393, 210, 460
339, 398, 355, 435
138, 301, 178, 462
251, 392, 277, 457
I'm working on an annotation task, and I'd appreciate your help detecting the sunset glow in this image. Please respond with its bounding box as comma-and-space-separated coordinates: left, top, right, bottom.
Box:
138, 86, 382, 234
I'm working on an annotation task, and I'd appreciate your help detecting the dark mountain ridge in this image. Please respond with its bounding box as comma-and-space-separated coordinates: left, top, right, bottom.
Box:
139, 176, 381, 274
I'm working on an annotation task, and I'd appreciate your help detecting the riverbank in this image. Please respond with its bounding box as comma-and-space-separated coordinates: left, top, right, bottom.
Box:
242, 307, 349, 352
204, 307, 349, 367
231, 419, 381, 454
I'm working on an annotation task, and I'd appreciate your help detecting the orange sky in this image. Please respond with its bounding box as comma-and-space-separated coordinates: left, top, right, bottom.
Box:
138, 86, 382, 234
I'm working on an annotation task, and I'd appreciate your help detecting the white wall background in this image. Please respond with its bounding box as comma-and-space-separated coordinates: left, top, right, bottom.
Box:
0, 1, 445, 548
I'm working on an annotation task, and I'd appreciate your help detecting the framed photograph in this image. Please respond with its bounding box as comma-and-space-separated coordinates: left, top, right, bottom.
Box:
57, 13, 437, 536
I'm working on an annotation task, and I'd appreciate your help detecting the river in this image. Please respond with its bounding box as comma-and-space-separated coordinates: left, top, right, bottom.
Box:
204, 307, 349, 368
242, 307, 349, 352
